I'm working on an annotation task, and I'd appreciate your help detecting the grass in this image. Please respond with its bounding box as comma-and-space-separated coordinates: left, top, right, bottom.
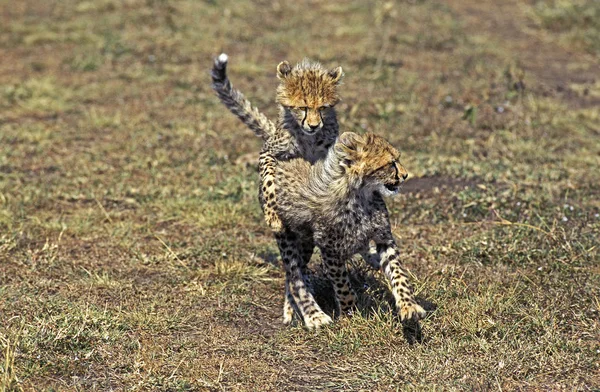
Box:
531, 0, 600, 55
1, 0, 599, 390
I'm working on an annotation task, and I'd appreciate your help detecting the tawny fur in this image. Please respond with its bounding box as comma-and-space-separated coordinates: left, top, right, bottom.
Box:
211, 54, 342, 232
273, 132, 426, 328
211, 53, 276, 140
210, 55, 424, 328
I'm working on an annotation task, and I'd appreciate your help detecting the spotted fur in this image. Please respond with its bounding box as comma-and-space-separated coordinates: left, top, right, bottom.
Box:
274, 132, 427, 328
211, 53, 276, 140
211, 54, 342, 232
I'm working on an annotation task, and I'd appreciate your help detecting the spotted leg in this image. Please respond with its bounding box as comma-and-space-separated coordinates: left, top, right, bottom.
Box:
258, 150, 284, 233
277, 231, 331, 329
283, 279, 294, 324
377, 241, 426, 321
320, 249, 357, 316
282, 237, 314, 325
361, 194, 391, 270
359, 240, 381, 270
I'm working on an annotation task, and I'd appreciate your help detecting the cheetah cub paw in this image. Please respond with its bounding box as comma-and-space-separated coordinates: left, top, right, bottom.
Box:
303, 312, 333, 329
283, 305, 294, 325
400, 303, 427, 322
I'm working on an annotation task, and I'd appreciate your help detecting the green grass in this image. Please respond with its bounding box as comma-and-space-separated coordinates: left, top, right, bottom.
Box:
1, 0, 599, 390
531, 0, 600, 54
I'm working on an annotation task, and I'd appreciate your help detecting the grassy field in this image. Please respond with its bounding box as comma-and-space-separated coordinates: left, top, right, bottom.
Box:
1, 0, 599, 390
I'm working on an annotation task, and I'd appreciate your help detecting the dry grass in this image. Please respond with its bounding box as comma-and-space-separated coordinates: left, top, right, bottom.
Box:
1, 0, 599, 390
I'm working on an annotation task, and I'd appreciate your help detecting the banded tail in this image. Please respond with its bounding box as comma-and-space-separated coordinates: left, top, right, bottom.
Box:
211, 53, 276, 141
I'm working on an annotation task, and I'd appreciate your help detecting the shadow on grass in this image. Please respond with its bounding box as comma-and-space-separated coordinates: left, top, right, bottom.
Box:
306, 262, 436, 344
403, 297, 437, 345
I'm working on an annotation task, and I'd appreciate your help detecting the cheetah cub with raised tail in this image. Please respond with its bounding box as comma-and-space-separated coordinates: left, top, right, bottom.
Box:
211, 54, 342, 232
274, 132, 426, 328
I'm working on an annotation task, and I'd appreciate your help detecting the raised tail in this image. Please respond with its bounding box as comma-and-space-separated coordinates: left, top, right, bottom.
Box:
211, 53, 276, 141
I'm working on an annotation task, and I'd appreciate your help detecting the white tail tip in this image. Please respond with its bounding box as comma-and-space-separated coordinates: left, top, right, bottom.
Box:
218, 53, 228, 63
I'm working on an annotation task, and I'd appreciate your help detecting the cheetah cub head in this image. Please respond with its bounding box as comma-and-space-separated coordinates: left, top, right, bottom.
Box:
276, 59, 343, 135
336, 132, 408, 197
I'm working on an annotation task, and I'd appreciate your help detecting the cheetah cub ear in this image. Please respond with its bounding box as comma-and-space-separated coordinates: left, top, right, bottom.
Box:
337, 132, 364, 167
328, 66, 344, 83
339, 132, 364, 151
277, 61, 292, 79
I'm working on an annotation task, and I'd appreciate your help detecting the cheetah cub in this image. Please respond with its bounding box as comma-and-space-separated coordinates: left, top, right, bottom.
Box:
274, 132, 426, 328
211, 54, 342, 233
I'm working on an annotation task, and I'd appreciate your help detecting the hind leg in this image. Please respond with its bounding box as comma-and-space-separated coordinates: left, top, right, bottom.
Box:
277, 231, 331, 329
321, 249, 357, 316
283, 279, 294, 324
282, 237, 315, 324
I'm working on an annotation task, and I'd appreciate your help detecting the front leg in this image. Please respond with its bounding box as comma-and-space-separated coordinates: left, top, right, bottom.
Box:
377, 241, 426, 321
258, 150, 284, 233
359, 193, 390, 270
320, 249, 357, 315
358, 240, 381, 270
